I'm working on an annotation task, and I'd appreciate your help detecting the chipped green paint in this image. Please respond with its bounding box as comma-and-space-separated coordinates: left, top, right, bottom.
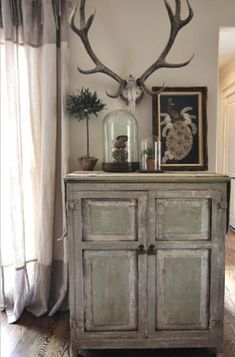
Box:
84, 250, 137, 331
90, 205, 131, 236
156, 250, 209, 330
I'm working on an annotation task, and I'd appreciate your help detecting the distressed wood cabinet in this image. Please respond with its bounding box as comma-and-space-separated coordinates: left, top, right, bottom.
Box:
65, 172, 230, 357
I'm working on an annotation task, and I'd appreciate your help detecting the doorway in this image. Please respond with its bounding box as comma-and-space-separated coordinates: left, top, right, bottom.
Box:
218, 27, 235, 230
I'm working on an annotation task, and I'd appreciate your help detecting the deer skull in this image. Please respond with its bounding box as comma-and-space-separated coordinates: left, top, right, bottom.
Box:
119, 75, 144, 113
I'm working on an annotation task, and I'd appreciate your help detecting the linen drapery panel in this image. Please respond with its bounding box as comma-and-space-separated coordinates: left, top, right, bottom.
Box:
0, 0, 70, 323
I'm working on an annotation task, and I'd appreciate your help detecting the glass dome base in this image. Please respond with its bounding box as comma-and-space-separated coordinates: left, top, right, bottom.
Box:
102, 162, 139, 172
139, 169, 165, 173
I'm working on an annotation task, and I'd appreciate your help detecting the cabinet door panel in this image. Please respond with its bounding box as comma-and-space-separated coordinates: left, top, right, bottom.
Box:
80, 191, 147, 242
156, 198, 210, 240
156, 249, 209, 330
83, 199, 137, 241
84, 250, 138, 332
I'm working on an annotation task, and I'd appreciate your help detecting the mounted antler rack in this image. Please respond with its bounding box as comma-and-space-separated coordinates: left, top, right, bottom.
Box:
70, 0, 194, 112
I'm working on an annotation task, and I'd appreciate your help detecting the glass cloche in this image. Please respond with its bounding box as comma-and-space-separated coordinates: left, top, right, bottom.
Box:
102, 110, 139, 172
140, 135, 162, 172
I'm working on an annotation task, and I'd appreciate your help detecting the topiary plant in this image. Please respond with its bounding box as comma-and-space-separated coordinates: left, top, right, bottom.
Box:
66, 88, 106, 159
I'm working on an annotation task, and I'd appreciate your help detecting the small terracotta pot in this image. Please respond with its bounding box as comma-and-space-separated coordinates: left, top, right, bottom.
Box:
146, 158, 156, 171
78, 157, 98, 171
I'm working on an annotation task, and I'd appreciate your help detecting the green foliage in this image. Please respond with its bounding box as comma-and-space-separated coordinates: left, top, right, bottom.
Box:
66, 88, 106, 120
142, 147, 155, 159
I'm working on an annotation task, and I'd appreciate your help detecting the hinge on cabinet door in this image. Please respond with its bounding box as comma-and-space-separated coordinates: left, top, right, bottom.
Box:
210, 318, 221, 328
67, 202, 74, 211
70, 320, 79, 328
218, 201, 227, 209
210, 191, 227, 210
67, 200, 79, 211
82, 257, 86, 278
213, 197, 227, 210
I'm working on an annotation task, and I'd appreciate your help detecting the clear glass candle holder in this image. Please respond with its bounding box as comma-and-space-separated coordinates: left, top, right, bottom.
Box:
140, 136, 162, 172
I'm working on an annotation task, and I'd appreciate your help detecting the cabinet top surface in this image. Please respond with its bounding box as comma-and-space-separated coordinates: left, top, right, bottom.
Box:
64, 171, 230, 183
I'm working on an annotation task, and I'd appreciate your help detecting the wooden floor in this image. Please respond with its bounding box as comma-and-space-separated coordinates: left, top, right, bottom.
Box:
1, 230, 235, 357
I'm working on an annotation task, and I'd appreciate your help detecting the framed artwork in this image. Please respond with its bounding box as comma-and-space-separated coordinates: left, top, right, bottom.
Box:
152, 87, 208, 171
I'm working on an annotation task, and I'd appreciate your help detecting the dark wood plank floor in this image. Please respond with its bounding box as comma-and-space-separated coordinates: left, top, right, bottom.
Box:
1, 230, 235, 357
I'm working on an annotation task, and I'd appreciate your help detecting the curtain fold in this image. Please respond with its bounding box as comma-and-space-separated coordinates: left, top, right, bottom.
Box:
0, 0, 70, 46
0, 0, 70, 322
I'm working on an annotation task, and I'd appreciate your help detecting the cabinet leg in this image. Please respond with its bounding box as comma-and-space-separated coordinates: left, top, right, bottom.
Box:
69, 342, 91, 356
216, 346, 223, 357
69, 344, 77, 357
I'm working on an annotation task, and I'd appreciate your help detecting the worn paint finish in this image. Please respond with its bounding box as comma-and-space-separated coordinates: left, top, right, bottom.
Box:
66, 172, 229, 357
90, 205, 131, 235
84, 250, 137, 331
83, 199, 137, 240
156, 198, 210, 240
65, 171, 230, 184
156, 250, 209, 330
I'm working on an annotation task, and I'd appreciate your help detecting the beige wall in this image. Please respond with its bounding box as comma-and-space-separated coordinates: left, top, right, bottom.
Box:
69, 0, 235, 171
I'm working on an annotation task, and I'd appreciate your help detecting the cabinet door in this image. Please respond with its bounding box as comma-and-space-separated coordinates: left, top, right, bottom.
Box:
68, 191, 147, 339
155, 249, 209, 330
147, 189, 225, 337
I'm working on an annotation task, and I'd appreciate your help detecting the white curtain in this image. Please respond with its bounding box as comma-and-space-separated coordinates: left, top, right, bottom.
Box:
0, 0, 69, 322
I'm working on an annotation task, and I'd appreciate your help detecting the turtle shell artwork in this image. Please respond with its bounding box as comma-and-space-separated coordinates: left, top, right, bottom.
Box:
161, 98, 197, 164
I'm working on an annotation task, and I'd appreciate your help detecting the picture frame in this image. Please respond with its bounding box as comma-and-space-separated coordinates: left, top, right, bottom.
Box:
152, 86, 208, 171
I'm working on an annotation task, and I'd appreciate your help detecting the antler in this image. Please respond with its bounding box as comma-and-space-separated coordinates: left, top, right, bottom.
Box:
69, 0, 127, 97
70, 0, 194, 111
137, 0, 194, 95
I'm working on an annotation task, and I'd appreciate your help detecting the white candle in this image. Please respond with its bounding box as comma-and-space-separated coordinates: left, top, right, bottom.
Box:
154, 141, 158, 171
158, 140, 161, 171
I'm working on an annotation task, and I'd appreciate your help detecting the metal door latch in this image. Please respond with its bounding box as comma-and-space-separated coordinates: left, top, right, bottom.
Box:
147, 244, 157, 255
